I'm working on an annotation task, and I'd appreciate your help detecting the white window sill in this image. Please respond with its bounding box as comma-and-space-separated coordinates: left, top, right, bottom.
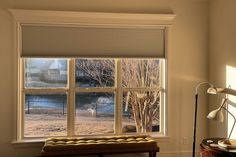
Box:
12, 139, 45, 148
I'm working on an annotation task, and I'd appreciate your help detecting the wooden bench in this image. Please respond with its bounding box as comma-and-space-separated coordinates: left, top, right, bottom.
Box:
41, 135, 159, 157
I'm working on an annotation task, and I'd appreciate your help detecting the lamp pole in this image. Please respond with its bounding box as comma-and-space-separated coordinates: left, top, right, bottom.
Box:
192, 93, 198, 157
193, 82, 213, 157
222, 105, 236, 140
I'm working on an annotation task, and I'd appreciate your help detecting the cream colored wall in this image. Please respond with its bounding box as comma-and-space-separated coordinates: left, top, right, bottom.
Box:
0, 0, 209, 157
209, 0, 236, 137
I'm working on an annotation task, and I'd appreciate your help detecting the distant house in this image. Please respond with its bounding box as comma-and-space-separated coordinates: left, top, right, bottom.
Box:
48, 59, 63, 76
40, 59, 67, 83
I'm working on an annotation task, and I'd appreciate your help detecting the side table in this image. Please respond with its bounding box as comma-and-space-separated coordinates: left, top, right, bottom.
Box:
200, 138, 236, 157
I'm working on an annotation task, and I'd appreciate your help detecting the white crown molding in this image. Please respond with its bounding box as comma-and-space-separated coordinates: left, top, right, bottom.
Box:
9, 9, 175, 28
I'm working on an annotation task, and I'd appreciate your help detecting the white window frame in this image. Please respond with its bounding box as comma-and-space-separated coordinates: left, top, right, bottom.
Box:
21, 58, 165, 138
10, 9, 175, 141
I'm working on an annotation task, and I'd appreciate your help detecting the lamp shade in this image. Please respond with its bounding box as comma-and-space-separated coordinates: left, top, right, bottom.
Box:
207, 87, 218, 94
207, 108, 224, 122
207, 87, 236, 96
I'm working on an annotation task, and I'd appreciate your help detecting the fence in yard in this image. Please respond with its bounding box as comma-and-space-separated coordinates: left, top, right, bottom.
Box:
25, 95, 67, 115
25, 94, 131, 118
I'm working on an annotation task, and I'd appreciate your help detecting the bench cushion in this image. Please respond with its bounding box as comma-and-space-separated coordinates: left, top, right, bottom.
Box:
41, 135, 159, 156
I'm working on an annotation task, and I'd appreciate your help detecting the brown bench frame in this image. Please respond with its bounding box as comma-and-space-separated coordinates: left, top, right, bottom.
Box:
41, 148, 158, 157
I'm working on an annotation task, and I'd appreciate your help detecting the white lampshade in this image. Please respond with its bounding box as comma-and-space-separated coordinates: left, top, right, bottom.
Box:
207, 87, 218, 94
207, 87, 236, 96
207, 108, 224, 122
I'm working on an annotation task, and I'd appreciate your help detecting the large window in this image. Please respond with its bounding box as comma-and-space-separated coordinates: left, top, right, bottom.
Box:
21, 58, 165, 138
11, 9, 174, 141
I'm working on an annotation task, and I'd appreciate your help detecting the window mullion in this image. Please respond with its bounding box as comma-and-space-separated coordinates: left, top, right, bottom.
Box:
23, 88, 68, 93
115, 59, 122, 134
75, 87, 115, 93
160, 59, 166, 135
123, 87, 163, 92
68, 59, 75, 137
20, 59, 25, 140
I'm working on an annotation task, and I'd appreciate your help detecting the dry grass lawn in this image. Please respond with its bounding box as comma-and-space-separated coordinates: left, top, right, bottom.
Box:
24, 110, 133, 137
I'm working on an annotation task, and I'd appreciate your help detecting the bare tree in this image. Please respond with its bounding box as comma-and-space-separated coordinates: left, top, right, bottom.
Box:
122, 59, 160, 132
76, 59, 160, 133
76, 59, 115, 87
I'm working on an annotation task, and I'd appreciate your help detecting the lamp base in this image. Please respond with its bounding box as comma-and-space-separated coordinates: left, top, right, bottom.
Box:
218, 139, 236, 150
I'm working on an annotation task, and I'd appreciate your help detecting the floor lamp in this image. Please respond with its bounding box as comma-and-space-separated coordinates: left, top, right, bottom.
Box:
192, 82, 214, 157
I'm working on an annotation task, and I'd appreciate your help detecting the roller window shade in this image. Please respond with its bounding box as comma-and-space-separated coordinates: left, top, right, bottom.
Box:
22, 25, 165, 58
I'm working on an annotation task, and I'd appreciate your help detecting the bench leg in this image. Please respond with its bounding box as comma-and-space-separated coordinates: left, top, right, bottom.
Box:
98, 154, 103, 157
153, 151, 157, 157
149, 151, 157, 157
149, 152, 152, 157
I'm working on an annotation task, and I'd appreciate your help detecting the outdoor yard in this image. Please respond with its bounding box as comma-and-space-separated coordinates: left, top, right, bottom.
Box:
24, 109, 134, 137
23, 58, 161, 137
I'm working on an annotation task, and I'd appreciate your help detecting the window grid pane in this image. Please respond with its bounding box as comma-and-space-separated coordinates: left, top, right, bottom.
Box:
25, 58, 68, 88
122, 90, 160, 134
75, 58, 115, 87
24, 93, 67, 137
122, 59, 160, 88
75, 92, 115, 135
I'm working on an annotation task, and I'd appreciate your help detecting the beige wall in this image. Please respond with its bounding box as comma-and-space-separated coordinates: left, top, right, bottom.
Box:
209, 0, 236, 137
0, 0, 209, 157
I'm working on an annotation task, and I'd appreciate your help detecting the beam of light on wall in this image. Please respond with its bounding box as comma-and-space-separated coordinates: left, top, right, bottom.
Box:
226, 65, 236, 139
